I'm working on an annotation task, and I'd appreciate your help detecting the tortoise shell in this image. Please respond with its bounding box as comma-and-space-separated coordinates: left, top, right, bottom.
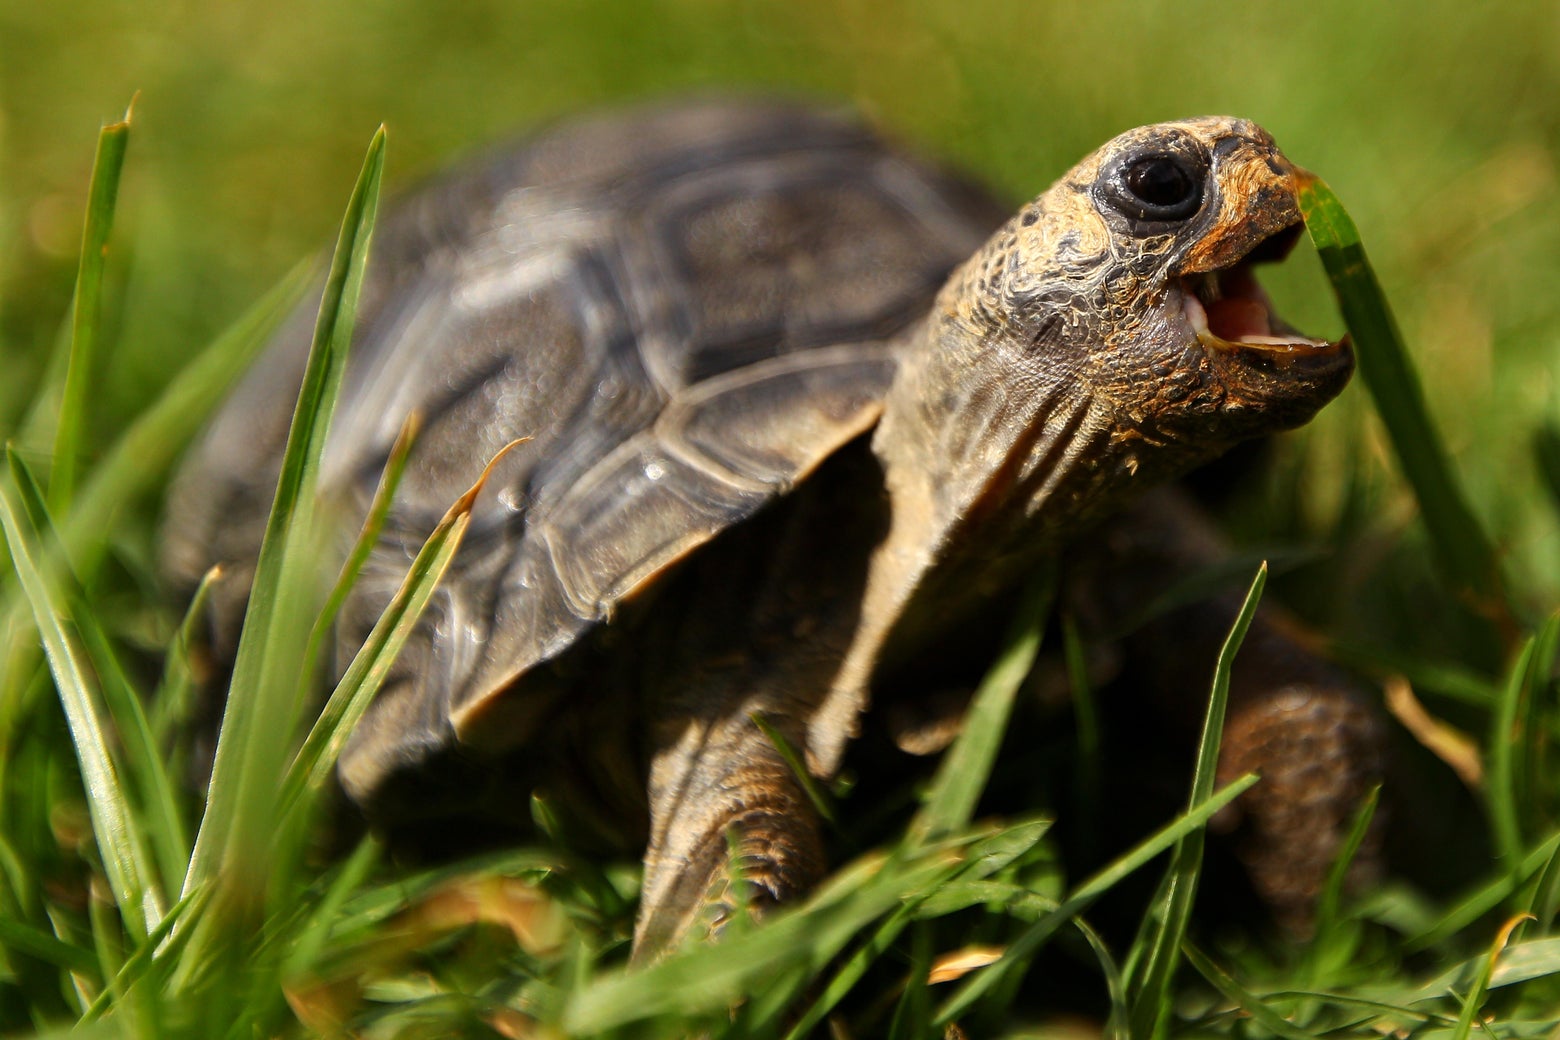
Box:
164, 98, 1005, 794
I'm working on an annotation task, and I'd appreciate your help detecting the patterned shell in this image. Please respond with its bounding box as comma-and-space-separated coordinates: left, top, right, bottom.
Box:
162, 98, 1007, 803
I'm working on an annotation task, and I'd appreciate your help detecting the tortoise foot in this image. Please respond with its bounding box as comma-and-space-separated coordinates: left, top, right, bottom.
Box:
635, 724, 825, 961
1218, 682, 1386, 932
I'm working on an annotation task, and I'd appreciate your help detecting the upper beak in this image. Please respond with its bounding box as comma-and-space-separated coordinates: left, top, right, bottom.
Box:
1177, 148, 1306, 277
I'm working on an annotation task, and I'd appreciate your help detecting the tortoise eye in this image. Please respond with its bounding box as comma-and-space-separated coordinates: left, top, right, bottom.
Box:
1118, 155, 1203, 220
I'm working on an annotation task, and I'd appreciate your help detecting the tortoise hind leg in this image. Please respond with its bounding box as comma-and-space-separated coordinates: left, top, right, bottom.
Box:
634, 711, 825, 960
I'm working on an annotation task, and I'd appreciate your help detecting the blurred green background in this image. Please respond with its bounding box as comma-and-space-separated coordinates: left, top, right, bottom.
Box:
1, 0, 1558, 613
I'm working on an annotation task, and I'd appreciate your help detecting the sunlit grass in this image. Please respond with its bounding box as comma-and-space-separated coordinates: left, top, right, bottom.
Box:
2, 62, 1560, 1040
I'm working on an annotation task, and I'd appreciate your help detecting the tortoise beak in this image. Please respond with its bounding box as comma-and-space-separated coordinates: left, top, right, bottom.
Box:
1182, 219, 1353, 416
1177, 142, 1307, 276
1179, 156, 1353, 420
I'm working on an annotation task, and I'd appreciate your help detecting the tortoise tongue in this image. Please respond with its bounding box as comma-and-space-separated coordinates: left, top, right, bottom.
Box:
1206, 296, 1272, 340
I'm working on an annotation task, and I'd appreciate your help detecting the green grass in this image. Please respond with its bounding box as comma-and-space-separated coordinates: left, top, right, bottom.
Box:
5, 3, 1560, 1035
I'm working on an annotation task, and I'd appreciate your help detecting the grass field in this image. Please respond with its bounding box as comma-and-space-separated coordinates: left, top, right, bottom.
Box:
2, 1, 1560, 1036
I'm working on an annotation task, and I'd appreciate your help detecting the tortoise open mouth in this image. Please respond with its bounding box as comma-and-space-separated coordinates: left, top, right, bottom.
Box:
1179, 223, 1342, 363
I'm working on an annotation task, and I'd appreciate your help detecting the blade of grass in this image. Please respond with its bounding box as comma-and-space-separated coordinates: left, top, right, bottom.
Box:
1261, 990, 1450, 1031
1074, 916, 1130, 1040
298, 409, 421, 697
0, 916, 99, 977
565, 849, 961, 1033
1325, 639, 1497, 707
148, 563, 222, 746
1063, 610, 1101, 861
49, 101, 132, 513
79, 885, 210, 1024
1488, 635, 1538, 868
1409, 831, 1560, 951
1127, 563, 1266, 1040
87, 881, 147, 1036
752, 711, 837, 827
8, 449, 190, 895
913, 567, 1054, 843
1296, 175, 1504, 616
1283, 787, 1383, 1029
1182, 944, 1321, 1040
1519, 612, 1560, 863
778, 819, 1053, 1040
1536, 422, 1560, 522
1305, 785, 1381, 975
886, 924, 933, 1040
11, 319, 72, 456
64, 261, 309, 571
72, 617, 190, 897
1415, 935, 1560, 1000
0, 475, 161, 939
1526, 839, 1560, 935
280, 438, 518, 809
281, 837, 382, 979
181, 126, 384, 912
0, 261, 307, 777
931, 772, 1260, 1028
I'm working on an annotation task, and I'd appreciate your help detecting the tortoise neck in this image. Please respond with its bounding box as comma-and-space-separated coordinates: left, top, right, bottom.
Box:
802, 311, 1129, 777
873, 309, 1119, 572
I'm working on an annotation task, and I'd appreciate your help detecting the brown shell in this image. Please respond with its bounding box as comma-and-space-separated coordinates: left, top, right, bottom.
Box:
161, 98, 1007, 805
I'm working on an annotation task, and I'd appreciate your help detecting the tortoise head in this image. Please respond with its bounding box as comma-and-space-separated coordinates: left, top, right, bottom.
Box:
1042, 115, 1351, 440
876, 116, 1350, 550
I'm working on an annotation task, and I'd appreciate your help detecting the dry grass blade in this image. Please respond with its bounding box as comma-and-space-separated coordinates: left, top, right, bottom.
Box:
1383, 676, 1484, 788
1450, 913, 1534, 1040
49, 101, 132, 513
282, 437, 523, 807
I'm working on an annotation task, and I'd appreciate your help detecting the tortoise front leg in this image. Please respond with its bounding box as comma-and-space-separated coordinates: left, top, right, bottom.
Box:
634, 710, 826, 960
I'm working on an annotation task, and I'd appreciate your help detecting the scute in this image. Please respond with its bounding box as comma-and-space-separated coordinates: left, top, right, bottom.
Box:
653, 164, 956, 383
164, 97, 1007, 810
664, 343, 897, 489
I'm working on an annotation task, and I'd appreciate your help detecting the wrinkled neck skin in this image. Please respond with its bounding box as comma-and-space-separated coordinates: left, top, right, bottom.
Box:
804, 206, 1232, 776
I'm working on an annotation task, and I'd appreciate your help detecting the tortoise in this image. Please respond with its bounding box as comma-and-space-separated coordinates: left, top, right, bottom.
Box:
163, 98, 1374, 956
